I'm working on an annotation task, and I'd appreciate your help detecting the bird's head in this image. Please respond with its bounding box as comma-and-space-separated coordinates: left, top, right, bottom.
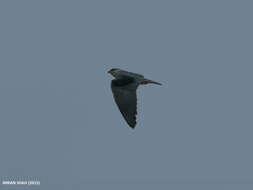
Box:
108, 68, 121, 78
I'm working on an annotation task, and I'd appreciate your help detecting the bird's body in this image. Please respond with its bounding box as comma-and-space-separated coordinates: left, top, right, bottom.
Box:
108, 68, 161, 129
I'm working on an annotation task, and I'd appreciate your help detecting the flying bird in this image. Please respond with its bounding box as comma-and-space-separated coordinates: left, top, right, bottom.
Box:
108, 68, 161, 129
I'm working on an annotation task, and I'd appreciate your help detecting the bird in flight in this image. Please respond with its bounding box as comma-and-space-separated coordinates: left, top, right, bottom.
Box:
108, 68, 161, 129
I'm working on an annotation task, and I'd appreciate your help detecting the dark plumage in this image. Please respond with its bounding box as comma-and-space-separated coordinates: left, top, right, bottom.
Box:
108, 68, 161, 129
111, 77, 138, 128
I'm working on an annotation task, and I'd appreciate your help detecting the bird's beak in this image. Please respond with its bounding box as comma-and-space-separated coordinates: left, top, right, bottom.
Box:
108, 70, 111, 74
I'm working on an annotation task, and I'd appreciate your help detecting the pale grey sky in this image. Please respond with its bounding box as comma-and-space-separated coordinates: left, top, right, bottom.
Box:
0, 0, 253, 189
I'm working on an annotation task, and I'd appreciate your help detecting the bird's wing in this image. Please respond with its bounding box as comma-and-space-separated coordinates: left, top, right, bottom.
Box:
111, 78, 138, 129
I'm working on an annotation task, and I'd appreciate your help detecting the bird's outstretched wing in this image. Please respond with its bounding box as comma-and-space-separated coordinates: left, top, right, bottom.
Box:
111, 78, 138, 129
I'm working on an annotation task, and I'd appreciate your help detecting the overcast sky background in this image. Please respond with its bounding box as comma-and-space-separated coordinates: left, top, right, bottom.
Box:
0, 0, 253, 189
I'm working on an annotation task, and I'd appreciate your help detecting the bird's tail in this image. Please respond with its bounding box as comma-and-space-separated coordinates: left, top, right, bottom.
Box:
141, 78, 162, 85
